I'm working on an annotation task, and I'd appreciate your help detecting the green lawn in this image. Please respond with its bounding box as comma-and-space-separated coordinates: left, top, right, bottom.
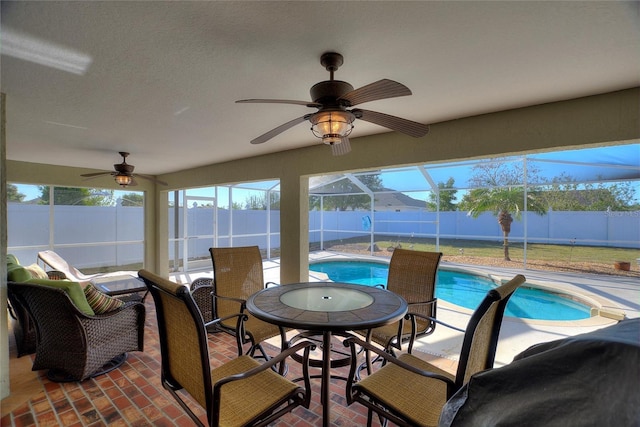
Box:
317, 236, 639, 267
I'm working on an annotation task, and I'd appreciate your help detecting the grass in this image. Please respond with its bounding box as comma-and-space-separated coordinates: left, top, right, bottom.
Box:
316, 236, 639, 267
82, 236, 638, 276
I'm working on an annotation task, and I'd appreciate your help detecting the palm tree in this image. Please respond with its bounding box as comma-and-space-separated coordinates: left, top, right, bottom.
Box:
460, 160, 547, 261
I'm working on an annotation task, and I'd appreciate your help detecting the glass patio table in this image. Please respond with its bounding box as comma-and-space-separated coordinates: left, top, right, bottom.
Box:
92, 274, 148, 301
246, 282, 407, 427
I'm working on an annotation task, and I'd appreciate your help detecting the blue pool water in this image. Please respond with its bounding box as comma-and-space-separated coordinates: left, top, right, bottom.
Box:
309, 261, 592, 321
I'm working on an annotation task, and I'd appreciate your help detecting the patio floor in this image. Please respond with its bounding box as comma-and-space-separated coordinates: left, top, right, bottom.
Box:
3, 251, 637, 426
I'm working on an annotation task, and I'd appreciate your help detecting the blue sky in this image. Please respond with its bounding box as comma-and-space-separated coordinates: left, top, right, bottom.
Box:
12, 143, 639, 205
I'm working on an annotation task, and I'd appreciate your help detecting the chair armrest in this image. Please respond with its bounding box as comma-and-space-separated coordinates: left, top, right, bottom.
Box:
203, 312, 248, 329
406, 311, 464, 353
343, 335, 455, 399
213, 294, 246, 306
76, 300, 144, 319
212, 340, 316, 408
410, 311, 464, 333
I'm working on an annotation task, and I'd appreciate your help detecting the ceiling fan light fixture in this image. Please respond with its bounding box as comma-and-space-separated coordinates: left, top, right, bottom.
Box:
115, 173, 132, 186
311, 110, 354, 145
331, 137, 351, 156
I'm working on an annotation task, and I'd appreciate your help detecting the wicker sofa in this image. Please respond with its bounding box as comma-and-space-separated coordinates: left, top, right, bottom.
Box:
6, 255, 145, 381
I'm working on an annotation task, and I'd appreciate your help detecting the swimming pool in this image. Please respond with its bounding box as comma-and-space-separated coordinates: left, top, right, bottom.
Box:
309, 260, 592, 321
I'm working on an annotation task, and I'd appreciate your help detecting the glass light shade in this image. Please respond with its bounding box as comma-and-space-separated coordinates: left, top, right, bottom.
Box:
115, 174, 132, 186
311, 111, 354, 145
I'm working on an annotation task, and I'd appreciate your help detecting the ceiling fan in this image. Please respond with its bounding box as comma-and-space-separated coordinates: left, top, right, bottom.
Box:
81, 152, 168, 187
237, 52, 430, 156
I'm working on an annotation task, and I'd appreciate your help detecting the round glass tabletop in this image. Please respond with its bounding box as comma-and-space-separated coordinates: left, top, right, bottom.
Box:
280, 286, 374, 312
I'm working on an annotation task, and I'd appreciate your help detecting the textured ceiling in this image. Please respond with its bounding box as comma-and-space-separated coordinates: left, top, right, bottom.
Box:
1, 1, 639, 175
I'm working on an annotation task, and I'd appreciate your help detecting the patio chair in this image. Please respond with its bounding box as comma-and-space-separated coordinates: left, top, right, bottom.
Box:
209, 246, 287, 360
37, 250, 101, 281
343, 274, 526, 427
191, 277, 215, 323
138, 269, 314, 427
37, 250, 136, 282
358, 249, 442, 372
7, 281, 145, 381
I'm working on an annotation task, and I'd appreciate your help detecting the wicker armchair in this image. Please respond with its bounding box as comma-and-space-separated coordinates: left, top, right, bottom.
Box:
344, 274, 526, 427
190, 277, 215, 319
7, 269, 68, 357
209, 246, 287, 360
7, 281, 145, 381
139, 269, 314, 427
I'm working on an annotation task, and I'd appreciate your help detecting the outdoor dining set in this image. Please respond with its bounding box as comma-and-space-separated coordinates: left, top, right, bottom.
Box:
7, 246, 637, 426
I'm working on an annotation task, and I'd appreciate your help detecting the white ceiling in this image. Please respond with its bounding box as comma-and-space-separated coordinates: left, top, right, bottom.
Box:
1, 1, 639, 176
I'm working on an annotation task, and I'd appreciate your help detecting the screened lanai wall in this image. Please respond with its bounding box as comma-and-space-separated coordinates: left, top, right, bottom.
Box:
163, 143, 638, 273
8, 144, 638, 274
309, 143, 639, 267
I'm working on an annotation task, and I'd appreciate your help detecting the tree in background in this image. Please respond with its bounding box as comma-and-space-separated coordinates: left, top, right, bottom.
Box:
539, 174, 637, 211
120, 193, 144, 207
459, 159, 547, 261
426, 177, 458, 211
243, 192, 280, 210
7, 184, 26, 202
309, 174, 383, 211
38, 186, 112, 206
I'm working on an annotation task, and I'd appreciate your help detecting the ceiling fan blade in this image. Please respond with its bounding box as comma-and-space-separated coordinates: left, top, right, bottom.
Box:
331, 137, 351, 156
80, 171, 112, 177
354, 109, 430, 138
236, 99, 321, 108
338, 79, 412, 106
135, 174, 168, 186
250, 115, 310, 144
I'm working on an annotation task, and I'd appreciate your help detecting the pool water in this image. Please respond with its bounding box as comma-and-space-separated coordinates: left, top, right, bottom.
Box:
309, 261, 592, 321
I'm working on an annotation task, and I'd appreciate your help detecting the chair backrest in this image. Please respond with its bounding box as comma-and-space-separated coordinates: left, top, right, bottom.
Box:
138, 269, 213, 419
209, 246, 265, 318
8, 281, 87, 347
454, 274, 526, 390
37, 250, 94, 281
387, 249, 442, 324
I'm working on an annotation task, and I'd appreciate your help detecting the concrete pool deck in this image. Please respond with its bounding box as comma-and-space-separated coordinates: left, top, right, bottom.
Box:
171, 250, 639, 367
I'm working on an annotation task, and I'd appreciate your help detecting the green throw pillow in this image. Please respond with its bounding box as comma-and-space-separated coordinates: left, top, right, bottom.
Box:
7, 264, 32, 283
83, 283, 125, 314
6, 254, 19, 266
26, 278, 95, 316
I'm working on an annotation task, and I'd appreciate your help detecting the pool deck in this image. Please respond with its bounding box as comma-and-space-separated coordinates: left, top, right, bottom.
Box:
171, 250, 639, 368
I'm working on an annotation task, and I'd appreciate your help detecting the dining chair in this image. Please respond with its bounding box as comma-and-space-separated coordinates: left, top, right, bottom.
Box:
344, 274, 526, 427
139, 269, 314, 427
209, 246, 287, 361
359, 249, 442, 372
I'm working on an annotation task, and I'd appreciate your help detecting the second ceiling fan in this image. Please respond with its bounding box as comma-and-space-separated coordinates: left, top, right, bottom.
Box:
237, 52, 430, 156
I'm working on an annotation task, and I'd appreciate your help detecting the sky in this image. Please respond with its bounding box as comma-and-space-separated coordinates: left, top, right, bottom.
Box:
11, 143, 639, 205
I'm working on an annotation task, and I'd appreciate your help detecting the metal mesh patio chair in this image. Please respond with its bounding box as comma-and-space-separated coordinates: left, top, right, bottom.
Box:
344, 274, 526, 427
209, 246, 287, 360
7, 281, 145, 381
358, 249, 442, 372
139, 269, 314, 427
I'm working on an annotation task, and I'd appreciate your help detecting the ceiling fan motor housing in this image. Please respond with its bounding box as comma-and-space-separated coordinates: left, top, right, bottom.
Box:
114, 163, 135, 174
310, 80, 354, 106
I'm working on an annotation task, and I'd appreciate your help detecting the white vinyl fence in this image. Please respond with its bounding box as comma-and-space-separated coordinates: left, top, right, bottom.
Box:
8, 203, 639, 270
